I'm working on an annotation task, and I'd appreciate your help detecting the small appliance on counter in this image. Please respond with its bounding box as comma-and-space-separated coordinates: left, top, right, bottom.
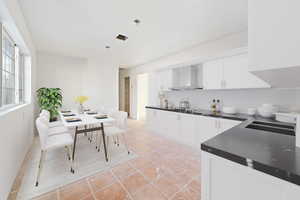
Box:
179, 99, 191, 111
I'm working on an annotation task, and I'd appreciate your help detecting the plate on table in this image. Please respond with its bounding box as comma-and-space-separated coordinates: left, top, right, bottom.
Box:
66, 118, 82, 122
61, 110, 71, 113
86, 111, 98, 115
63, 113, 75, 117
94, 115, 108, 119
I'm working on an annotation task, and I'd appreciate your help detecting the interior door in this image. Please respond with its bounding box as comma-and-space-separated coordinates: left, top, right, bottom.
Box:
203, 59, 223, 89
124, 77, 130, 117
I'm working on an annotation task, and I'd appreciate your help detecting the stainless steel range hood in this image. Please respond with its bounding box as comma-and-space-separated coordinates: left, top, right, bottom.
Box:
170, 65, 203, 90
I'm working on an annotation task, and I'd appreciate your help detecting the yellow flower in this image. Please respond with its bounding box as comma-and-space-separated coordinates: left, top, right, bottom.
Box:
75, 96, 89, 104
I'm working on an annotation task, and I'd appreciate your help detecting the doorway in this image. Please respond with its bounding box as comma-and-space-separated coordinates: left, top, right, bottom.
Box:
124, 77, 130, 117
137, 73, 149, 120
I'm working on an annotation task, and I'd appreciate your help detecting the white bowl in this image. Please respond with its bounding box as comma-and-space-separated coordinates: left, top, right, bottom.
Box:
222, 106, 237, 114
258, 107, 274, 118
247, 108, 256, 116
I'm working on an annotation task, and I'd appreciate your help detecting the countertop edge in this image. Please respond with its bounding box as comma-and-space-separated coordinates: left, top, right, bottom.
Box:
201, 143, 300, 186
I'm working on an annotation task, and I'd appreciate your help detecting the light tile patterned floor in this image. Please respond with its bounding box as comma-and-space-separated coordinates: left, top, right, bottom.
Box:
9, 120, 201, 200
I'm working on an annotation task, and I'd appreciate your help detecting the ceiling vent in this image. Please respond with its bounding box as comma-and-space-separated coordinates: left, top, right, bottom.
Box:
116, 34, 128, 41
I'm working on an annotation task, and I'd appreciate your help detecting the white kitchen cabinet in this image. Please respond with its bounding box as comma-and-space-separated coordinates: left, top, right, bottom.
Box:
195, 116, 218, 148
217, 118, 242, 135
203, 52, 270, 90
223, 53, 270, 89
145, 109, 158, 131
201, 151, 300, 200
178, 113, 198, 146
146, 108, 242, 148
203, 59, 223, 89
157, 69, 172, 91
249, 1, 300, 72
161, 110, 180, 139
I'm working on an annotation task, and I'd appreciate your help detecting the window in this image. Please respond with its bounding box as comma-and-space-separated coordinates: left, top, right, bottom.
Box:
0, 24, 28, 109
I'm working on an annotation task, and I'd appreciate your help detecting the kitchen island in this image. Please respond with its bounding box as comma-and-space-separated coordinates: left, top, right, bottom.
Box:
201, 118, 300, 200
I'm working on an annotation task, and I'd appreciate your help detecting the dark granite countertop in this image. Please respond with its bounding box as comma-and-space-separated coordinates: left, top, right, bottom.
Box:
146, 106, 300, 186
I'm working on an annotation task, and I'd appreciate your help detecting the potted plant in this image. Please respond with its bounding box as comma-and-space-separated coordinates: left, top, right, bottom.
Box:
75, 96, 89, 114
37, 88, 62, 121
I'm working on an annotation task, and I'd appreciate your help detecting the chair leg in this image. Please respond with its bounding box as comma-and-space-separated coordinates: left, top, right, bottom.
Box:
35, 150, 45, 187
95, 132, 99, 149
121, 133, 130, 154
106, 136, 110, 161
65, 146, 71, 160
98, 132, 102, 152
117, 136, 120, 146
67, 146, 75, 173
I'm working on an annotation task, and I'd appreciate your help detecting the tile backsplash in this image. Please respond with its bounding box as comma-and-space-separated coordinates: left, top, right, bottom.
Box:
165, 88, 300, 113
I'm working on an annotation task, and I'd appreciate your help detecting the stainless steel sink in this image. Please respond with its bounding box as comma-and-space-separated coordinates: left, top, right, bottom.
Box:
246, 121, 295, 136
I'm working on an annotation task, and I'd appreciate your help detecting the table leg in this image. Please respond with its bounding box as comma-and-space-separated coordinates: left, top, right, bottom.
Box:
101, 123, 108, 162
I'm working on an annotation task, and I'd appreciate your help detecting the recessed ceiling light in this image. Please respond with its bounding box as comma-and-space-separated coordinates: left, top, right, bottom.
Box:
134, 19, 141, 25
116, 34, 128, 41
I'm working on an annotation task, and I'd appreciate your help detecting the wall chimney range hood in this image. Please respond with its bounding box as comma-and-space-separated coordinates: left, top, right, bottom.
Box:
170, 65, 203, 90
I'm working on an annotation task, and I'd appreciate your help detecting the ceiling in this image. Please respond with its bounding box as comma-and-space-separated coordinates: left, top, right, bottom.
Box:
18, 0, 248, 68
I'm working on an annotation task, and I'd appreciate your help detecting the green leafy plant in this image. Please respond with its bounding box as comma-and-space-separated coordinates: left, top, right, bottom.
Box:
37, 88, 62, 121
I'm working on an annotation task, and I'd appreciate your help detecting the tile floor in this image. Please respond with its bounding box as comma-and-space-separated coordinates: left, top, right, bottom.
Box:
9, 120, 201, 200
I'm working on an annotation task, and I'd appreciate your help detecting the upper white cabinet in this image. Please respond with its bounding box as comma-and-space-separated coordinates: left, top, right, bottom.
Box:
203, 52, 270, 90
203, 59, 223, 89
156, 69, 172, 91
159, 69, 172, 91
249, 1, 300, 72
223, 53, 270, 89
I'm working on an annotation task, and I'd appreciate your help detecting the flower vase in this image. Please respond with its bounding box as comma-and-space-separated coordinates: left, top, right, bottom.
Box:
78, 103, 84, 114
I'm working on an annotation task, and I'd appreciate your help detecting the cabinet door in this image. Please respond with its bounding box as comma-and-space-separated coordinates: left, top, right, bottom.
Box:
145, 109, 157, 131
223, 53, 270, 89
218, 119, 241, 135
195, 116, 218, 147
178, 113, 197, 147
163, 111, 180, 139
161, 69, 172, 91
203, 59, 223, 89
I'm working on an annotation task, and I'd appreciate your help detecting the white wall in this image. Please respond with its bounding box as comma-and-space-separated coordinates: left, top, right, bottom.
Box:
137, 74, 148, 120
37, 52, 87, 109
37, 52, 119, 111
0, 0, 37, 199
82, 58, 119, 110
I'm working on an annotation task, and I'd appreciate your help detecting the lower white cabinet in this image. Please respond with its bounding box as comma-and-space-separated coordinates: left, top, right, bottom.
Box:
146, 108, 242, 148
201, 151, 300, 200
217, 118, 241, 135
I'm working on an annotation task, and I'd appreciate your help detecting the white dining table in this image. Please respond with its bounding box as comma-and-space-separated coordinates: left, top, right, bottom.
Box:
59, 110, 115, 169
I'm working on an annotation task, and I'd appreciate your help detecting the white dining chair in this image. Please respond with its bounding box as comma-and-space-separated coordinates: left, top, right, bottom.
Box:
35, 117, 74, 187
104, 111, 130, 160
40, 109, 63, 128
40, 110, 69, 136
